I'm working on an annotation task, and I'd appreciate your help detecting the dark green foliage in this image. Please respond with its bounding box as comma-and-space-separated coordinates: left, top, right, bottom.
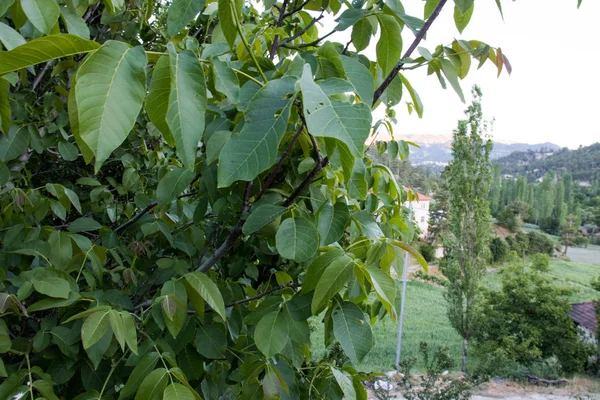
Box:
413, 270, 447, 287
475, 266, 588, 374
489, 237, 509, 263
418, 242, 436, 263
527, 231, 556, 255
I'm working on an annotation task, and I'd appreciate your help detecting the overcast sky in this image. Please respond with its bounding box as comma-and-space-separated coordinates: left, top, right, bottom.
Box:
328, 0, 600, 148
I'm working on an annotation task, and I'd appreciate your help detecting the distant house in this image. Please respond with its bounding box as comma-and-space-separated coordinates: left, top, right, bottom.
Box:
569, 302, 597, 343
403, 187, 433, 238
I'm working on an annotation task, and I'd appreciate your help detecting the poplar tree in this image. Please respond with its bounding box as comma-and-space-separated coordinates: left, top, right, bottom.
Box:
441, 86, 492, 373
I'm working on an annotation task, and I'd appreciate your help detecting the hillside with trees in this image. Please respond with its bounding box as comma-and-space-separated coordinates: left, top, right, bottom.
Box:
496, 142, 600, 182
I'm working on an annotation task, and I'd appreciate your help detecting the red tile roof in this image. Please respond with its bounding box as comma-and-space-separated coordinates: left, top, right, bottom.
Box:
569, 302, 597, 331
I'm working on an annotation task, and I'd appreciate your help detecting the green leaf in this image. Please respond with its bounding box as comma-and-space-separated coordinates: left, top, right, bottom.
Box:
48, 231, 73, 268
302, 248, 345, 293
205, 130, 231, 164
275, 216, 319, 262
376, 15, 402, 76
353, 211, 384, 239
332, 301, 373, 364
135, 368, 169, 400
58, 141, 79, 161
218, 0, 242, 49
75, 41, 147, 171
0, 162, 8, 185
299, 64, 371, 157
348, 158, 368, 201
341, 55, 374, 105
318, 200, 349, 246
392, 240, 428, 272
217, 77, 296, 187
81, 308, 112, 349
184, 272, 226, 320
254, 311, 289, 358
440, 59, 465, 102
119, 352, 159, 399
351, 18, 372, 52
243, 204, 287, 235
0, 126, 28, 161
194, 323, 226, 358
0, 79, 10, 135
109, 310, 126, 351
32, 380, 59, 400
398, 73, 423, 118
364, 266, 396, 318
64, 187, 82, 213
60, 6, 90, 39
68, 217, 103, 233
164, 383, 195, 400
311, 255, 355, 314
453, 4, 473, 34
0, 324, 11, 353
424, 0, 439, 19
262, 365, 281, 400
121, 311, 138, 354
146, 55, 175, 146
212, 57, 240, 103
33, 276, 70, 299
157, 167, 195, 206
27, 291, 80, 312
335, 8, 366, 31
0, 34, 99, 75
454, 0, 473, 14
20, 0, 59, 34
166, 44, 207, 169
0, 0, 15, 19
331, 367, 357, 400
167, 0, 206, 37
0, 21, 25, 50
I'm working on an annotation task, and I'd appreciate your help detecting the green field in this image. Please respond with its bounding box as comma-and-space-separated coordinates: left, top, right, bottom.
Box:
311, 254, 600, 373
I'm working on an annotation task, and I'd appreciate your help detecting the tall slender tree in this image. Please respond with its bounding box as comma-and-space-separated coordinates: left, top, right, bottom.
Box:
441, 86, 493, 372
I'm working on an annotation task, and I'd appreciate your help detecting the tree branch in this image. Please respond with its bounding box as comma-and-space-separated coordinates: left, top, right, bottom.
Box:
32, 62, 53, 91
279, 12, 324, 47
269, 0, 291, 59
227, 282, 301, 306
114, 191, 198, 234
281, 0, 311, 19
372, 0, 448, 105
283, 156, 328, 207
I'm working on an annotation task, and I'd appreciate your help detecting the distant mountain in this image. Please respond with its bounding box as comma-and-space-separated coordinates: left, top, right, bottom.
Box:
400, 134, 560, 172
495, 142, 600, 182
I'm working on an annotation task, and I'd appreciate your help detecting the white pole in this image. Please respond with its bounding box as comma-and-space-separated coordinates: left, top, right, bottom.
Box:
395, 204, 413, 370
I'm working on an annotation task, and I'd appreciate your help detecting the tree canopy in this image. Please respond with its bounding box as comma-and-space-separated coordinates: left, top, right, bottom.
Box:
0, 0, 509, 398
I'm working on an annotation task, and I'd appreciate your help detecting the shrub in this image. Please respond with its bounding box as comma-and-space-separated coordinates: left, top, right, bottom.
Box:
531, 253, 550, 273
419, 242, 437, 263
413, 270, 447, 287
527, 231, 556, 256
489, 237, 509, 263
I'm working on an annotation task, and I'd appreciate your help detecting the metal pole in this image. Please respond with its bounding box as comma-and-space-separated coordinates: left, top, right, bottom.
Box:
395, 205, 412, 370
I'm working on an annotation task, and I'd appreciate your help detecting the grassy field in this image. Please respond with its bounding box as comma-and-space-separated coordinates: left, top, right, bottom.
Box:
310, 249, 600, 373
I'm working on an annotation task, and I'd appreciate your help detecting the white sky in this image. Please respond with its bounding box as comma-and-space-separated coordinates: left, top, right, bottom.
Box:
324, 0, 600, 148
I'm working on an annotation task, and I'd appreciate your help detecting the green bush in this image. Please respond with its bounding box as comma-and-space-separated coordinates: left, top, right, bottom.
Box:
527, 231, 556, 256
531, 253, 550, 273
489, 237, 509, 263
419, 242, 437, 263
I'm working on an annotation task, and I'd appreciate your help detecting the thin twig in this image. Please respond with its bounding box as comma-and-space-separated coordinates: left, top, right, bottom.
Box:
295, 29, 336, 48
32, 62, 53, 91
372, 0, 448, 105
269, 0, 290, 59
283, 156, 328, 207
257, 123, 305, 200
279, 12, 324, 47
281, 0, 311, 19
114, 191, 198, 233
227, 282, 301, 306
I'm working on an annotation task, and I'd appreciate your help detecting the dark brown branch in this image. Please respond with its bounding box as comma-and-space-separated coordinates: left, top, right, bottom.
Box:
372, 0, 448, 105
257, 123, 305, 200
269, 0, 291, 59
279, 12, 324, 47
283, 156, 328, 207
114, 191, 198, 234
227, 282, 301, 306
295, 29, 335, 48
281, 0, 311, 19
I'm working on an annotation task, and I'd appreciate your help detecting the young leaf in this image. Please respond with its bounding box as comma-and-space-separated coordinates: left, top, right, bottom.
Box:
332, 301, 373, 364
398, 73, 423, 118
184, 272, 226, 321
440, 59, 465, 102
454, 0, 474, 14
134, 368, 169, 400
299, 64, 372, 157
454, 3, 473, 34
311, 255, 355, 314
146, 55, 175, 146
157, 167, 195, 206
81, 308, 112, 349
217, 77, 296, 187
318, 201, 349, 246
75, 41, 147, 171
163, 383, 195, 400
20, 0, 59, 34
275, 217, 319, 262
166, 44, 207, 170
254, 311, 289, 358
243, 204, 287, 235
364, 266, 397, 318
0, 34, 99, 75
167, 0, 206, 37
376, 15, 402, 76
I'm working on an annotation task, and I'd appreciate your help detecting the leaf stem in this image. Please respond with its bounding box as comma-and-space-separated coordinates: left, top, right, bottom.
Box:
230, 0, 268, 83
26, 353, 34, 400
232, 68, 264, 87
98, 351, 128, 398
